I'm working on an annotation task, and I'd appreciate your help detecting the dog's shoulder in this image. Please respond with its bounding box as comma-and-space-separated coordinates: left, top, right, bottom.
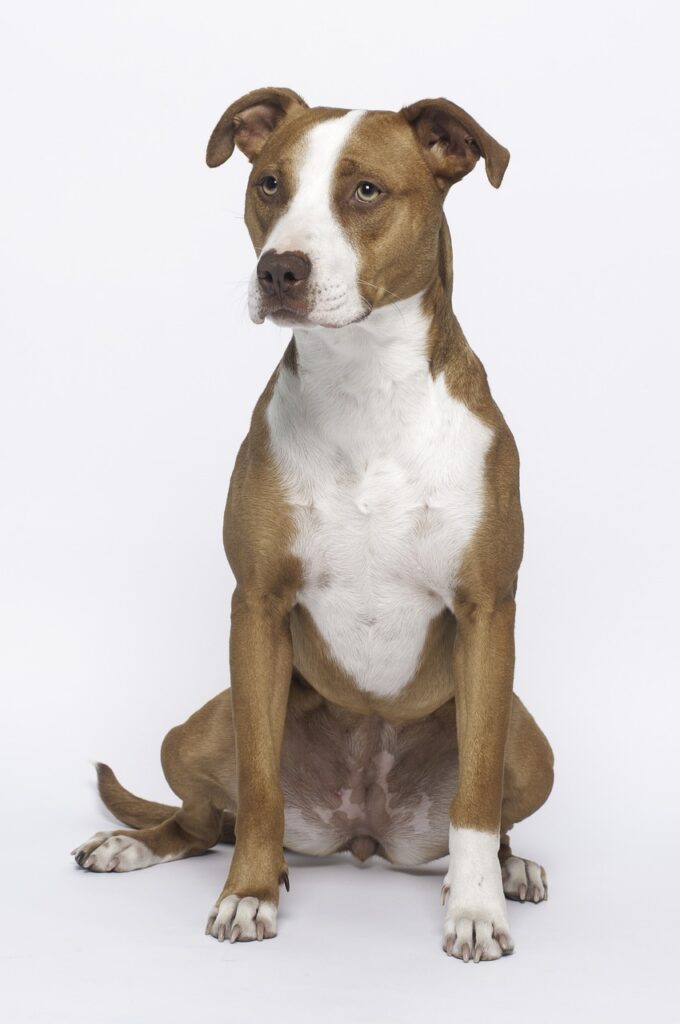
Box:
223, 352, 302, 598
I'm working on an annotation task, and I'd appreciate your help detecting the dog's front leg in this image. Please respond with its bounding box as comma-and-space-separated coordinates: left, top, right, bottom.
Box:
442, 592, 516, 962
206, 589, 292, 943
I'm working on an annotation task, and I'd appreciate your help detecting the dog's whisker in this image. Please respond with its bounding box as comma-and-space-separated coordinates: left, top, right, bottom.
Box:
356, 278, 406, 305
354, 278, 410, 329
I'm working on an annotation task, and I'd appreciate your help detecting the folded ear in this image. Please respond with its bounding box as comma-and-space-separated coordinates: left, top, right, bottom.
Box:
401, 97, 509, 189
206, 87, 308, 167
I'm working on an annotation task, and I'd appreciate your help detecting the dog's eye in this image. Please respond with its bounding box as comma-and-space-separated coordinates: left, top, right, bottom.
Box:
355, 181, 382, 203
260, 176, 279, 197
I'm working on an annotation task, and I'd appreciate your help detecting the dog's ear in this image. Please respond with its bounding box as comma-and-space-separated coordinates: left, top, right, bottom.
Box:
401, 97, 509, 189
206, 87, 308, 167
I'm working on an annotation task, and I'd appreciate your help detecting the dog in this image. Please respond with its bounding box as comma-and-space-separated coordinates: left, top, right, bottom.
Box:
73, 88, 554, 962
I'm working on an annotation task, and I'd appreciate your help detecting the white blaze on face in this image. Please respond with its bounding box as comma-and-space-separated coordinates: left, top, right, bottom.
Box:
248, 109, 367, 328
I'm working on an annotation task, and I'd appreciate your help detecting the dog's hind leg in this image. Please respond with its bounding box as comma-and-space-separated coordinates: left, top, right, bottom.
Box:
72, 800, 227, 872
73, 690, 238, 872
497, 694, 554, 903
73, 799, 235, 875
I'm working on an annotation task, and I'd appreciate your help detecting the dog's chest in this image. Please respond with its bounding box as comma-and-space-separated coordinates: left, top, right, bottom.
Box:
267, 338, 493, 697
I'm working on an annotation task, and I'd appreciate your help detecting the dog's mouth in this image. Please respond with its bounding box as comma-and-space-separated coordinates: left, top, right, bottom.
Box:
264, 303, 373, 330
267, 307, 315, 327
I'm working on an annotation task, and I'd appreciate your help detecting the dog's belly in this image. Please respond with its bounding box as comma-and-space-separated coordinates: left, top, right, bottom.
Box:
280, 695, 457, 866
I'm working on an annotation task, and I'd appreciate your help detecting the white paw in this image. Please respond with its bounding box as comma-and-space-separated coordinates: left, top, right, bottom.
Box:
71, 832, 161, 872
442, 826, 514, 962
502, 854, 548, 903
205, 895, 278, 943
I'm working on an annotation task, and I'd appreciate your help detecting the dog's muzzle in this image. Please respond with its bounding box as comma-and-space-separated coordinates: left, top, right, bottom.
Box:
254, 248, 371, 328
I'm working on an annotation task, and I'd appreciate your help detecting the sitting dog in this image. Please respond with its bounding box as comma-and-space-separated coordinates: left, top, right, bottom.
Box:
73, 88, 554, 962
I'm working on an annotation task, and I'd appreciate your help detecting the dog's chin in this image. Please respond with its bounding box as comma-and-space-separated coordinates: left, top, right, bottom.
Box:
265, 306, 373, 330
266, 309, 314, 328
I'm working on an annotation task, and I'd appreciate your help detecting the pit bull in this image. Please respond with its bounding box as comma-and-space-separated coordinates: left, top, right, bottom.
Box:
73, 88, 554, 962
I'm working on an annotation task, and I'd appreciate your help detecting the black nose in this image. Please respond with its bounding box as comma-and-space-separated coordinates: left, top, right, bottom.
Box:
257, 249, 311, 298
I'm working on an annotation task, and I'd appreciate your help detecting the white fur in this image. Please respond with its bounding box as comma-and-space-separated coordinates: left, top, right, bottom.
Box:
442, 825, 513, 961
207, 895, 278, 942
267, 292, 493, 698
72, 832, 173, 872
249, 109, 367, 328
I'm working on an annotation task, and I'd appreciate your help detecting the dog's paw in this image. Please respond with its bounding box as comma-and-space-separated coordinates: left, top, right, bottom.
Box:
442, 909, 513, 961
441, 876, 514, 961
205, 895, 278, 943
441, 826, 514, 962
71, 832, 160, 872
502, 855, 548, 903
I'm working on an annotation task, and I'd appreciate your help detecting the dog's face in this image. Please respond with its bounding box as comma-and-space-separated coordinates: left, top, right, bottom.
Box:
207, 89, 509, 329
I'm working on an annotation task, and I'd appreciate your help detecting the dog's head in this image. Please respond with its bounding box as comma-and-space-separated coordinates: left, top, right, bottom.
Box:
207, 88, 509, 329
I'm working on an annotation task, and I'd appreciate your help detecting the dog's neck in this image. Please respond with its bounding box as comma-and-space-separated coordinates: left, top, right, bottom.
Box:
289, 269, 485, 414
293, 290, 431, 388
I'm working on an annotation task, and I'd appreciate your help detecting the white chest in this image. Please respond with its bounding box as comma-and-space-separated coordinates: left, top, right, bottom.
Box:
266, 301, 493, 697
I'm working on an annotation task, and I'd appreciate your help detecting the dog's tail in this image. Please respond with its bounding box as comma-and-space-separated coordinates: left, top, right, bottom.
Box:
95, 762, 178, 829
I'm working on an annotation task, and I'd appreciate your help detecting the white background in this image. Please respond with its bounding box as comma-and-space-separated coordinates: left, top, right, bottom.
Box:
1, 1, 678, 1020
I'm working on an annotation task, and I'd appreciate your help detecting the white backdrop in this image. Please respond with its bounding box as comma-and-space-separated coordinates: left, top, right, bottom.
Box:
1, 1, 678, 1021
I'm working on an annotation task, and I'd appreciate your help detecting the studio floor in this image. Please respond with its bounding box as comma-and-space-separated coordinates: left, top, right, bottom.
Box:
3, 786, 675, 1024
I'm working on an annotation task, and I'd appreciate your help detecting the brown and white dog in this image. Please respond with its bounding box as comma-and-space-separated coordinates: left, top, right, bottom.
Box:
73, 88, 554, 962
